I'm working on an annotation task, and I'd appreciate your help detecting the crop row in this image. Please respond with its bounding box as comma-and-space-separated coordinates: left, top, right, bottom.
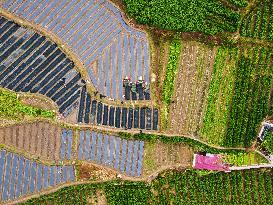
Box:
224, 47, 273, 147
240, 0, 273, 41
123, 0, 241, 35
201, 46, 237, 145
20, 169, 273, 204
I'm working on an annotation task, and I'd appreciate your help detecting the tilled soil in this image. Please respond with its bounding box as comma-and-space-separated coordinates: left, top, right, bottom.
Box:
0, 122, 63, 162
169, 41, 217, 136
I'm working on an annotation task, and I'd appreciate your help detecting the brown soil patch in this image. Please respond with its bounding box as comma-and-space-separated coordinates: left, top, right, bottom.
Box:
0, 121, 63, 163
168, 41, 217, 136
142, 140, 193, 176
77, 162, 117, 181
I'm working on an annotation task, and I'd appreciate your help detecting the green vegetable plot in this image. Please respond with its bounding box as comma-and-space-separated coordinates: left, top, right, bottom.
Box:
123, 0, 241, 35
0, 88, 55, 120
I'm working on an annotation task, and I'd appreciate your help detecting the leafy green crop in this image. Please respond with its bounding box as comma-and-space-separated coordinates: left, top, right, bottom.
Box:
122, 0, 241, 35
21, 169, 273, 205
0, 89, 55, 120
162, 37, 181, 105
261, 130, 273, 154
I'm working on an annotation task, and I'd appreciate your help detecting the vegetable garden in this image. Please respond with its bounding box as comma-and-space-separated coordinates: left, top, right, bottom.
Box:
21, 168, 273, 205
122, 0, 241, 35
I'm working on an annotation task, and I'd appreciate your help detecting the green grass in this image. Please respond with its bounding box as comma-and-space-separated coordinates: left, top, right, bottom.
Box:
0, 88, 55, 120
122, 0, 241, 35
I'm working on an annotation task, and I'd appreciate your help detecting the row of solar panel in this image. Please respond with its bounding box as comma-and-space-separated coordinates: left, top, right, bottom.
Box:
77, 131, 144, 176
1, 0, 150, 100
0, 17, 83, 116
77, 88, 159, 130
0, 150, 75, 202
59, 130, 73, 160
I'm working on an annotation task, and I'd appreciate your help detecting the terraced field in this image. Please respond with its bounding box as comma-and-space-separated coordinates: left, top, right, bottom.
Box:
169, 41, 217, 136
0, 149, 75, 203
0, 16, 159, 131
78, 130, 145, 177
0, 122, 64, 162
0, 0, 151, 100
240, 0, 273, 41
77, 91, 159, 130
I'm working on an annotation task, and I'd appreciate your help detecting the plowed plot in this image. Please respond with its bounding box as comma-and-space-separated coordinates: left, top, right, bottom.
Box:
0, 122, 63, 162
142, 141, 193, 176
169, 41, 217, 136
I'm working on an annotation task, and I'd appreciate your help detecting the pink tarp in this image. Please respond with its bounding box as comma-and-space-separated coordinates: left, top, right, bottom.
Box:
193, 154, 230, 171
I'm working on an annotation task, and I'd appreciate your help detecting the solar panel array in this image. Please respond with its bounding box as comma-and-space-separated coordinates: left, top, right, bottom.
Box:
78, 131, 145, 177
1, 0, 151, 100
0, 16, 84, 117
77, 91, 159, 130
0, 16, 159, 130
0, 149, 75, 203
59, 129, 74, 160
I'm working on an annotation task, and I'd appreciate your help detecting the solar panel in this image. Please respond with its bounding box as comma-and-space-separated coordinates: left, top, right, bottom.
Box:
67, 130, 73, 160
125, 141, 133, 175
136, 141, 145, 176
69, 166, 75, 182
146, 108, 152, 130
23, 159, 30, 194
109, 106, 115, 126
109, 136, 115, 167
56, 166, 62, 184
77, 85, 86, 123
9, 154, 18, 199
62, 166, 67, 183
131, 141, 139, 176
153, 108, 159, 130
2, 153, 12, 201
29, 161, 37, 193
119, 139, 127, 172
103, 135, 109, 165
84, 93, 91, 123
43, 166, 49, 189
128, 108, 133, 129
115, 107, 121, 128
90, 132, 97, 161
134, 108, 139, 128
102, 105, 109, 125
16, 156, 24, 197
78, 131, 84, 160
96, 133, 103, 163
0, 150, 6, 188
114, 137, 121, 170
121, 107, 127, 128
85, 130, 91, 160
97, 102, 103, 124
49, 166, 55, 186
140, 108, 146, 129
36, 164, 43, 192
